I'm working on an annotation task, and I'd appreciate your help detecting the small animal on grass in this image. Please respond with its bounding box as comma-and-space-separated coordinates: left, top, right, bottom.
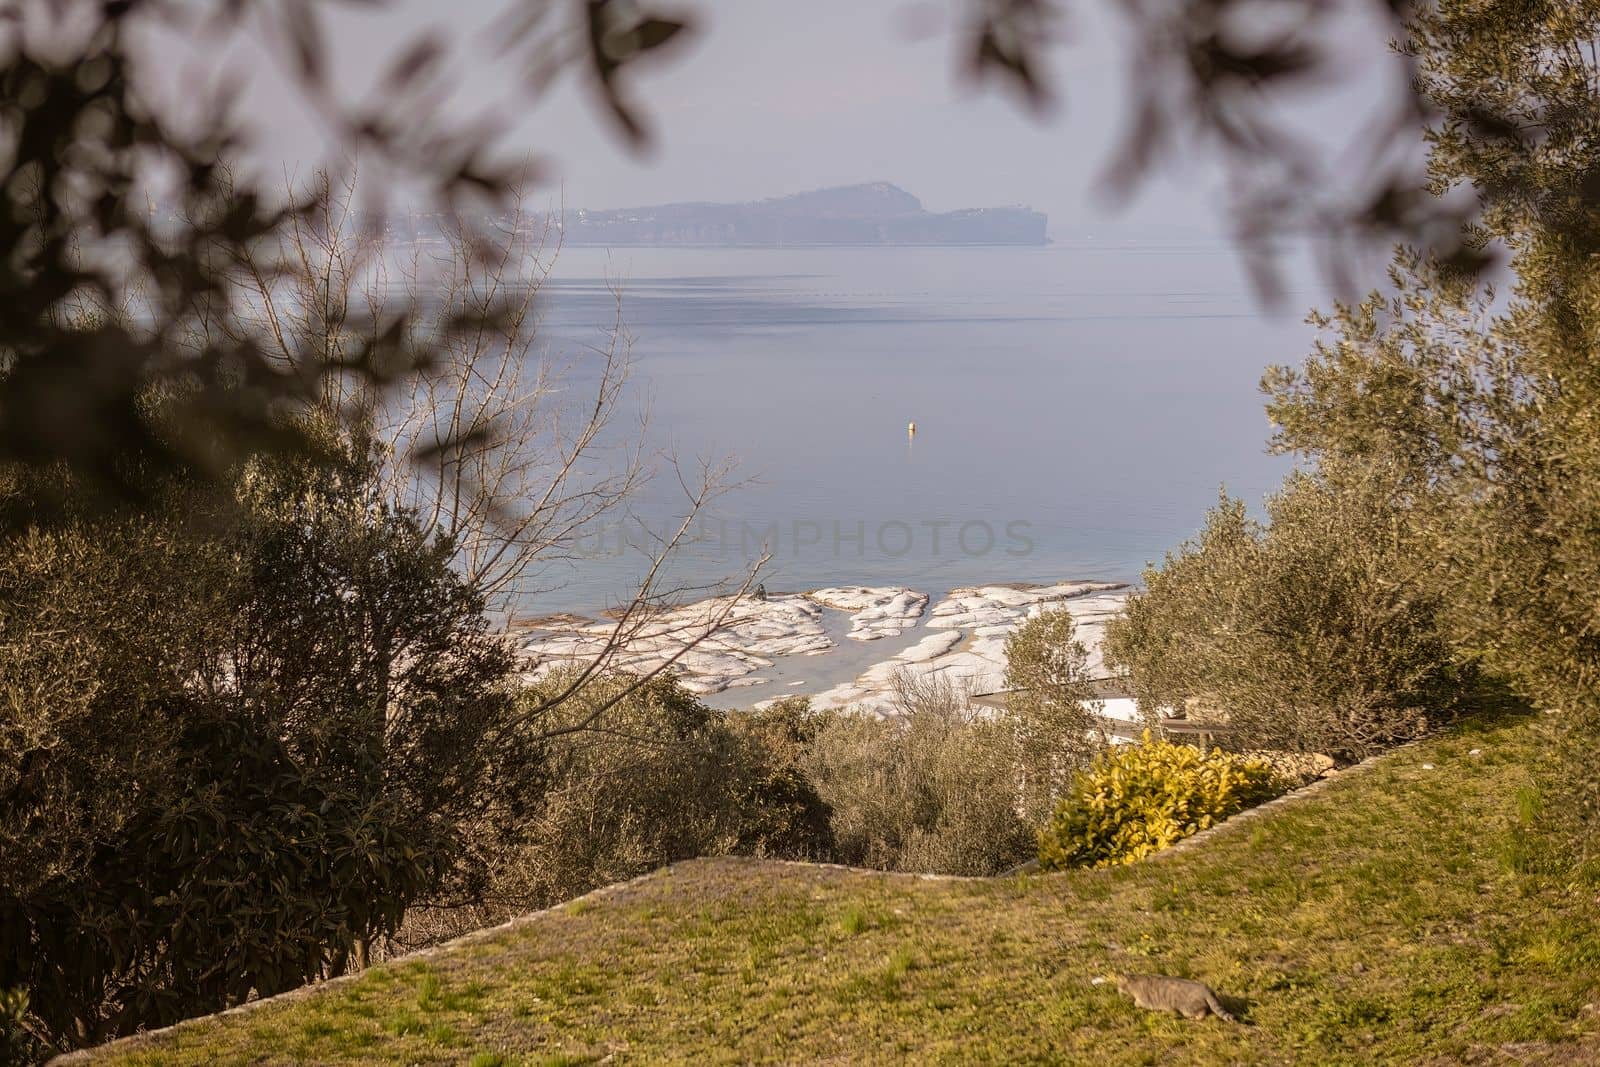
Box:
1111, 974, 1235, 1021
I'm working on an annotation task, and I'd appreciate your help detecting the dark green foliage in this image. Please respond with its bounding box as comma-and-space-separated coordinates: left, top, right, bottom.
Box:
386, 677, 834, 947
225, 450, 534, 908
0, 447, 526, 1051
720, 699, 838, 860
1106, 468, 1471, 761
20, 704, 430, 1041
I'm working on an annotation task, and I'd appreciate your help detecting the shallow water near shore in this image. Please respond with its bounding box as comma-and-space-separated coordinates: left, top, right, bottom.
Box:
524, 240, 1310, 619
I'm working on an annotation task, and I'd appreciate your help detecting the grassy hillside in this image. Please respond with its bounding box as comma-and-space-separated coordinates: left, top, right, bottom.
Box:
71, 711, 1600, 1065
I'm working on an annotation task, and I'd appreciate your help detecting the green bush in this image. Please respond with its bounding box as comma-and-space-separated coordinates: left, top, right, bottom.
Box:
719, 698, 838, 859
801, 676, 1035, 876
391, 679, 836, 950
1002, 609, 1103, 824
1037, 733, 1282, 870
0, 446, 528, 1050
503, 674, 833, 906
1104, 467, 1472, 762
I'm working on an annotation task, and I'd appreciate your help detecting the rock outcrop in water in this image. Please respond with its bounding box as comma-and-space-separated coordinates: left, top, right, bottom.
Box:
561, 183, 1048, 246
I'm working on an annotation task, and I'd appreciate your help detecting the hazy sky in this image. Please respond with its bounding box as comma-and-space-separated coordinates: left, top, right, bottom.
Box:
142, 0, 1403, 235
499, 0, 1153, 224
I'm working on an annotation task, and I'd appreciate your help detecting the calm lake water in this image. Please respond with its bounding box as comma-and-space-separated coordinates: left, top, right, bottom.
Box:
525, 241, 1312, 617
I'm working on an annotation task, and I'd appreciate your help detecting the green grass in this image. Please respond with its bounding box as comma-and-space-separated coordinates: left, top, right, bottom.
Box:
81, 711, 1600, 1065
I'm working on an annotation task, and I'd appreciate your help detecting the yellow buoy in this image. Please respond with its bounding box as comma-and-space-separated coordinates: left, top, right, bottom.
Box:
908, 421, 916, 437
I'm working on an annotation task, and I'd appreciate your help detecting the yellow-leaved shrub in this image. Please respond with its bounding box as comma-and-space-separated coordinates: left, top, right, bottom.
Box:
1036, 732, 1283, 869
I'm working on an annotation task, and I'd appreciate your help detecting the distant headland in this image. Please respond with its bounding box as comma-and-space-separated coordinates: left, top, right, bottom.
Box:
560, 183, 1049, 247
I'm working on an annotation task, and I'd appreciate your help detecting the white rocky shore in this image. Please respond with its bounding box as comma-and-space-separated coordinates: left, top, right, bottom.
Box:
516, 593, 833, 695
517, 580, 1132, 713
803, 582, 1128, 715
806, 586, 929, 640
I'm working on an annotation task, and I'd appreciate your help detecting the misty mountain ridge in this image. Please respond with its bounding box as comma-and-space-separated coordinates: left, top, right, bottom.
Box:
563, 183, 1048, 246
